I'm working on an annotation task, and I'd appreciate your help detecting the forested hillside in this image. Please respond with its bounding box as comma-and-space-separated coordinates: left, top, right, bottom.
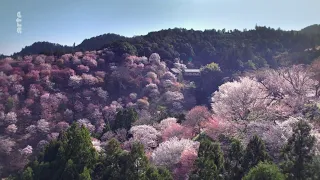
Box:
301, 24, 320, 35
11, 26, 320, 71
1, 25, 320, 180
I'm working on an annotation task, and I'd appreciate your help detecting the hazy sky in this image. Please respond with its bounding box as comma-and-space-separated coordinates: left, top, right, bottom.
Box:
0, 0, 319, 55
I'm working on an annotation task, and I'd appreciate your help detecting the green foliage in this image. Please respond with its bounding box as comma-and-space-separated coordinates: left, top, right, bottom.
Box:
22, 123, 97, 180
244, 60, 256, 70
146, 166, 173, 180
94, 138, 172, 180
243, 135, 270, 173
126, 143, 150, 179
242, 162, 285, 180
77, 33, 126, 51
309, 155, 320, 180
13, 26, 320, 70
97, 138, 127, 180
113, 108, 138, 131
200, 62, 221, 73
21, 167, 34, 180
196, 62, 224, 105
302, 103, 320, 122
300, 24, 320, 35
18, 126, 172, 180
190, 136, 225, 180
61, 159, 77, 180
281, 120, 316, 180
6, 97, 15, 111
225, 138, 245, 180
79, 167, 91, 180
110, 41, 137, 56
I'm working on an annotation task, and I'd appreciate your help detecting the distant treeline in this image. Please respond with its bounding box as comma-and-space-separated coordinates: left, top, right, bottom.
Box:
9, 25, 320, 71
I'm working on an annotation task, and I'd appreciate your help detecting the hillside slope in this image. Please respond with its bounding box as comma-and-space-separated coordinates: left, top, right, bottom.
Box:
301, 24, 320, 35
11, 26, 320, 72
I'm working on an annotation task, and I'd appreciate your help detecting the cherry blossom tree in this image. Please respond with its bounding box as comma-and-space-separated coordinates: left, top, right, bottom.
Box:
68, 75, 83, 88
55, 121, 70, 132
183, 106, 212, 133
144, 83, 160, 99
212, 77, 270, 121
77, 118, 95, 133
163, 91, 184, 104
4, 112, 18, 124
151, 137, 199, 169
82, 55, 97, 68
162, 72, 177, 82
146, 72, 158, 81
5, 124, 17, 134
0, 137, 16, 154
161, 122, 193, 141
37, 119, 50, 134
203, 117, 240, 140
129, 93, 137, 101
149, 53, 161, 65
136, 98, 150, 110
240, 121, 286, 159
250, 65, 317, 118
173, 147, 198, 180
20, 145, 33, 156
26, 125, 37, 134
154, 117, 178, 131
129, 125, 161, 150
101, 131, 116, 142
82, 73, 98, 85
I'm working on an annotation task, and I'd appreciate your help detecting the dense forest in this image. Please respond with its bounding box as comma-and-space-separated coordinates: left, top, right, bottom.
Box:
0, 25, 320, 180
301, 24, 320, 35
11, 25, 320, 71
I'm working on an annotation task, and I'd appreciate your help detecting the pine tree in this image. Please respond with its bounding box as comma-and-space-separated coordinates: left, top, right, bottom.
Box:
96, 139, 172, 180
99, 138, 128, 180
21, 123, 97, 180
61, 159, 77, 180
281, 120, 316, 180
225, 138, 244, 180
114, 108, 138, 131
243, 135, 270, 173
145, 166, 173, 180
190, 136, 225, 180
126, 142, 150, 179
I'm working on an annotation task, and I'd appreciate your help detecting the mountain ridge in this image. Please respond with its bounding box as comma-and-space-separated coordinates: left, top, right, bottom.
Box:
9, 24, 318, 57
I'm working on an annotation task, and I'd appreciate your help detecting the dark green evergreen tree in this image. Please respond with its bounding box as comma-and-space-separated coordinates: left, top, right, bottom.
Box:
61, 159, 77, 180
79, 167, 91, 180
281, 120, 316, 180
21, 123, 97, 180
309, 155, 320, 180
196, 62, 223, 105
126, 142, 150, 179
21, 167, 34, 180
95, 138, 172, 180
97, 138, 128, 180
225, 138, 245, 180
113, 108, 138, 131
243, 135, 270, 173
145, 166, 173, 180
190, 136, 225, 180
